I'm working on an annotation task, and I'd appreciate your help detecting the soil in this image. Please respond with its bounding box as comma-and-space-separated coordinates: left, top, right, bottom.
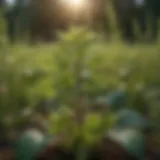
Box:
0, 148, 14, 160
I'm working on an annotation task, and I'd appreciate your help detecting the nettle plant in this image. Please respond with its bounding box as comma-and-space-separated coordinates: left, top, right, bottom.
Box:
49, 27, 117, 149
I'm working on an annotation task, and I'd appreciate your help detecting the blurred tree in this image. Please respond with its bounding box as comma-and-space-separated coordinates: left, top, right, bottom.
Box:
3, 0, 20, 43
0, 0, 4, 6
146, 0, 160, 41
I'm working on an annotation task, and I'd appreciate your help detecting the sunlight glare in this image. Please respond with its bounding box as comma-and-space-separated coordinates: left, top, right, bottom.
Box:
71, 0, 83, 7
61, 0, 86, 9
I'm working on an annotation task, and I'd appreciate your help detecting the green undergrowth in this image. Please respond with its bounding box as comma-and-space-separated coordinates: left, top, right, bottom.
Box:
0, 27, 160, 142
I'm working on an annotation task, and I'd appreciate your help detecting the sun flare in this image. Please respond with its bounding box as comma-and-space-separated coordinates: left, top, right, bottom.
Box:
71, 0, 83, 6
60, 0, 86, 9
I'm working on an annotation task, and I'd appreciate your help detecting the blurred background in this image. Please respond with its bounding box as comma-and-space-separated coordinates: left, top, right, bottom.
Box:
0, 0, 160, 160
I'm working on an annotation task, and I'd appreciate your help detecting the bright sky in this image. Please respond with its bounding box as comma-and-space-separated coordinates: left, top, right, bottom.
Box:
6, 0, 15, 4
5, 0, 30, 6
5, 0, 16, 6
